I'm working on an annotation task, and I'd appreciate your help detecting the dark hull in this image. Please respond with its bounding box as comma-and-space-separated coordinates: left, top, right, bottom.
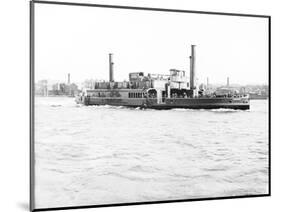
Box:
77, 96, 250, 110
141, 104, 249, 110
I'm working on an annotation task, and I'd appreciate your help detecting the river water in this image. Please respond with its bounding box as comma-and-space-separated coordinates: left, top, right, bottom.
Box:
34, 97, 269, 208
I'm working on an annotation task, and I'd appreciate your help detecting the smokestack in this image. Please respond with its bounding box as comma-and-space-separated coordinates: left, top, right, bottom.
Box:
189, 45, 196, 92
67, 73, 70, 84
207, 77, 209, 89
227, 77, 229, 87
109, 53, 114, 82
189, 56, 193, 88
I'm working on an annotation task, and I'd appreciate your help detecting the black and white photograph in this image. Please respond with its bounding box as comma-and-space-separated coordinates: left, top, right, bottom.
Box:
31, 1, 270, 211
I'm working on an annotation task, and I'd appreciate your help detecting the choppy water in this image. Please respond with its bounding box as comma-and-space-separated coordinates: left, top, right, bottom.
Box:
34, 97, 269, 208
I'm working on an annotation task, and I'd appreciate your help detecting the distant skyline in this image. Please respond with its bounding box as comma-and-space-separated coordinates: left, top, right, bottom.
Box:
34, 4, 269, 86
35, 75, 268, 87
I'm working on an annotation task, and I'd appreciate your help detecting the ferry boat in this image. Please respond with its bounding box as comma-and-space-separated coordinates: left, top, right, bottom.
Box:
75, 45, 250, 110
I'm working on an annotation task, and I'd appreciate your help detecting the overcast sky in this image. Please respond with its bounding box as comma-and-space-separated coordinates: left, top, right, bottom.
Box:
34, 3, 269, 85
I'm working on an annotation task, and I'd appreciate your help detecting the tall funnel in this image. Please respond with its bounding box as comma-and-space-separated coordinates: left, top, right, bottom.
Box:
227, 77, 230, 87
67, 73, 70, 84
109, 53, 114, 82
189, 45, 196, 91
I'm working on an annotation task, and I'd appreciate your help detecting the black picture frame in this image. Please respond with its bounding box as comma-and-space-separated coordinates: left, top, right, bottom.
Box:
30, 1, 271, 211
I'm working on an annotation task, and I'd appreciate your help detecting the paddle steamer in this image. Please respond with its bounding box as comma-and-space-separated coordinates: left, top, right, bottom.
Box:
76, 45, 250, 110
